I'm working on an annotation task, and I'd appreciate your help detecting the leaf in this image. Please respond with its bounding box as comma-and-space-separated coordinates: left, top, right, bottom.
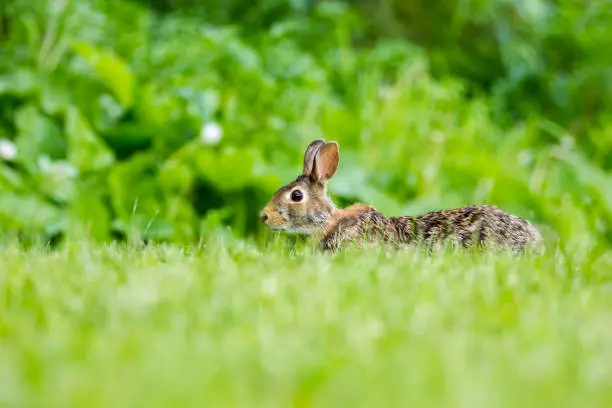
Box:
551, 147, 612, 218
73, 42, 135, 108
193, 146, 258, 191
15, 105, 66, 167
65, 107, 115, 172
158, 159, 195, 194
107, 153, 162, 220
142, 218, 174, 240
39, 75, 72, 116
36, 157, 78, 204
0, 164, 26, 192
0, 70, 39, 96
0, 192, 63, 230
331, 160, 405, 215
164, 196, 197, 243
66, 185, 111, 242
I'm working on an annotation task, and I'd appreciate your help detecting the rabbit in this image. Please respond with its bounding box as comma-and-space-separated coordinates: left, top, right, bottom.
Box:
260, 139, 543, 252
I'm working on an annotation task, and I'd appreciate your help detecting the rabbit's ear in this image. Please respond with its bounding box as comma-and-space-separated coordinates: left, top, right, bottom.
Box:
313, 142, 339, 182
302, 139, 326, 176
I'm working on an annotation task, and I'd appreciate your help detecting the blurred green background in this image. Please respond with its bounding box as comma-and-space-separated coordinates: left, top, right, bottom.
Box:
1, 0, 611, 251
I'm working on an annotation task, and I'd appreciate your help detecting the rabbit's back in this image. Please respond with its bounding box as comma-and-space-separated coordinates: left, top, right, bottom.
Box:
390, 205, 541, 251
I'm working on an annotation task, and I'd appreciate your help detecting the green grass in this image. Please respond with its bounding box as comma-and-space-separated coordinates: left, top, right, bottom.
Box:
1, 240, 612, 407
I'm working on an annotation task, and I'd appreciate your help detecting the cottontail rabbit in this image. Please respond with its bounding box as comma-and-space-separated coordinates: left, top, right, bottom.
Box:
260, 139, 542, 252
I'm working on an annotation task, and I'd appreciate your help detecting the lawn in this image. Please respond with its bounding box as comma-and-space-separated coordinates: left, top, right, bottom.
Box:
1, 240, 611, 407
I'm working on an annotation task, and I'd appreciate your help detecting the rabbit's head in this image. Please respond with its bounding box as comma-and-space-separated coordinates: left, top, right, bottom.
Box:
260, 139, 340, 235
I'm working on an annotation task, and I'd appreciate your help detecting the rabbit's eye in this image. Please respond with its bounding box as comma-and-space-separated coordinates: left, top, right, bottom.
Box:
291, 189, 304, 202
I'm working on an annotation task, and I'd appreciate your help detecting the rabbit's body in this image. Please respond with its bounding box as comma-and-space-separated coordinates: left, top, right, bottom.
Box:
260, 139, 542, 252
320, 203, 542, 252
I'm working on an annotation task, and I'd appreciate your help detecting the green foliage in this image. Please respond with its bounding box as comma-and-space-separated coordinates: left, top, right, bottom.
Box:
368, 1, 612, 138
0, 0, 610, 250
1, 242, 612, 406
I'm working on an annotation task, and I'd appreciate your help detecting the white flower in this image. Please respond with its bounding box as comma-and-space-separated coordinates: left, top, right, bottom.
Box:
0, 139, 17, 161
200, 122, 223, 145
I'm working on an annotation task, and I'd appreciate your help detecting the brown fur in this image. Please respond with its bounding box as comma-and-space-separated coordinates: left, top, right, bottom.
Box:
260, 140, 542, 253
321, 204, 541, 252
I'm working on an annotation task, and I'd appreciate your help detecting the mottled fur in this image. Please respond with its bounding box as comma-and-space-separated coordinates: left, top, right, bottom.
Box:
260, 139, 542, 252
320, 204, 541, 252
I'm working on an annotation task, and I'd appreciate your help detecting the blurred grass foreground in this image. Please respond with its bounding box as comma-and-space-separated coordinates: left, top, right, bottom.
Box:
0, 0, 610, 251
2, 1, 612, 407
1, 243, 612, 407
